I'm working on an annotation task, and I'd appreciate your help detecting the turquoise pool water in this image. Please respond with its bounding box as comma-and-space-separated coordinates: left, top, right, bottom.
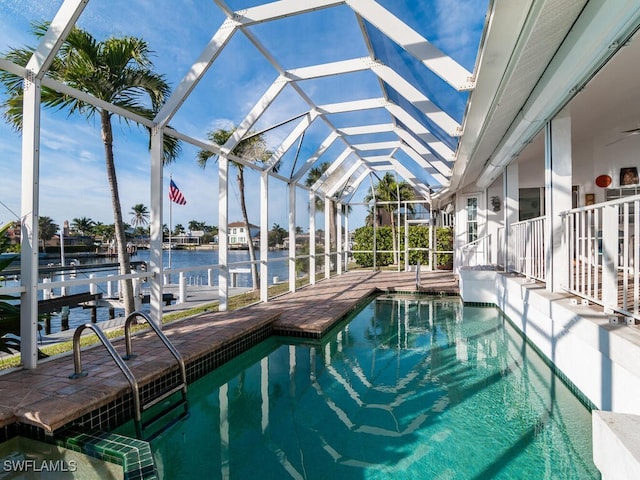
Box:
120, 295, 599, 479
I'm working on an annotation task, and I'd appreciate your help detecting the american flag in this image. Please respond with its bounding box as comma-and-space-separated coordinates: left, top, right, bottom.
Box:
169, 179, 187, 205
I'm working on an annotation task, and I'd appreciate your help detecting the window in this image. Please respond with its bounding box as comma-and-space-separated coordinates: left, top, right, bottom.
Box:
519, 187, 544, 221
467, 197, 478, 243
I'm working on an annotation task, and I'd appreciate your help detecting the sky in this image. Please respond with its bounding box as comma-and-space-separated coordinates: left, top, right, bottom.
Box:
0, 0, 487, 233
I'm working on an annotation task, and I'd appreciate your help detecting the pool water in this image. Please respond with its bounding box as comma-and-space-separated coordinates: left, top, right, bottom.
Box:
118, 295, 599, 479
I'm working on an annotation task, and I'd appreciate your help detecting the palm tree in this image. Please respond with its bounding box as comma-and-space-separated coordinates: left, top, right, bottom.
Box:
130, 203, 150, 227
38, 216, 58, 253
71, 217, 96, 236
364, 173, 415, 264
0, 23, 181, 315
197, 128, 272, 290
188, 220, 206, 232
305, 162, 352, 251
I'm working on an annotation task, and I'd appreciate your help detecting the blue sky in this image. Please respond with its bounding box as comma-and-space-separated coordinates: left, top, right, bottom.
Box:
0, 0, 487, 232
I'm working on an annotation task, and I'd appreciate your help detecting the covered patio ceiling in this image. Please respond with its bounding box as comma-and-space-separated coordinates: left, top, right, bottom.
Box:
3, 0, 640, 207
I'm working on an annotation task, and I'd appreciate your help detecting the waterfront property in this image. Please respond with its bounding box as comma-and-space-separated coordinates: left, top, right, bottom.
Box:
3, 1, 640, 478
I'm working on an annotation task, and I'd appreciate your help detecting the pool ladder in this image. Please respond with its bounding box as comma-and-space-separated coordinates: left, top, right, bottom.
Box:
70, 311, 189, 441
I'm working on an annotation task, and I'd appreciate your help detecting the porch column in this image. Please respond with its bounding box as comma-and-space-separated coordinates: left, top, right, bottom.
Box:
260, 171, 268, 302
503, 162, 519, 271
149, 127, 164, 326
545, 109, 572, 292
218, 155, 229, 311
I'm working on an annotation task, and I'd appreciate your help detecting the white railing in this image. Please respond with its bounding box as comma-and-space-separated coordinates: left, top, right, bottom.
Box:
510, 216, 545, 281
562, 194, 640, 319
459, 234, 492, 267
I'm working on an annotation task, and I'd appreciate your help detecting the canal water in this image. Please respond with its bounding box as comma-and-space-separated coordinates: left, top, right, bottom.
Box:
7, 249, 292, 335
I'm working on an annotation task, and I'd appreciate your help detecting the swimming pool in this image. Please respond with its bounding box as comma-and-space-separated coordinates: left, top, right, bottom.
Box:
118, 295, 599, 479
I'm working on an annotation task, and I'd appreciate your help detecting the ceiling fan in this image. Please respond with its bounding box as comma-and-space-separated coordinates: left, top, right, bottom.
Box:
606, 126, 640, 146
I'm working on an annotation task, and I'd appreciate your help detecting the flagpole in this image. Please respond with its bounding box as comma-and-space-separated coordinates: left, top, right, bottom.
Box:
168, 175, 173, 270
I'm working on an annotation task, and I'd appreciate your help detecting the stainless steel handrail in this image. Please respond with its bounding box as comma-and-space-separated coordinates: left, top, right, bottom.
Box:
69, 323, 143, 438
123, 311, 188, 393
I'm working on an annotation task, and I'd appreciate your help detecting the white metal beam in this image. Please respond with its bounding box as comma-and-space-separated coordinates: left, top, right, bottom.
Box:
326, 160, 363, 197
346, 0, 474, 91
286, 57, 369, 80
291, 131, 340, 183
385, 103, 455, 160
399, 144, 450, 186
337, 123, 394, 136
371, 63, 461, 135
27, 0, 87, 78
352, 140, 401, 151
311, 147, 353, 191
317, 97, 386, 114
223, 76, 288, 154
155, 18, 238, 126
227, 0, 345, 26
265, 111, 318, 172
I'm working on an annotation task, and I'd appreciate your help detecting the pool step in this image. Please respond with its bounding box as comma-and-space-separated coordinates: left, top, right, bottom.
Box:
141, 388, 189, 442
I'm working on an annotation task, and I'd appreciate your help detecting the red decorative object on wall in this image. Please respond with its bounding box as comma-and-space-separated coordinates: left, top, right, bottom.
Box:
595, 175, 612, 187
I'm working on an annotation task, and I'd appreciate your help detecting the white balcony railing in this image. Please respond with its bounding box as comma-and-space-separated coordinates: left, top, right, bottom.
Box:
459, 234, 492, 267
510, 216, 545, 281
561, 194, 640, 319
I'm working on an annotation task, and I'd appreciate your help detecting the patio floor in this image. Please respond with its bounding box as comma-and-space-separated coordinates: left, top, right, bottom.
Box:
0, 270, 458, 437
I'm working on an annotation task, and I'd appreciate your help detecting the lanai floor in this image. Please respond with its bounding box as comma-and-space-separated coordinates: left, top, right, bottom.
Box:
0, 270, 458, 437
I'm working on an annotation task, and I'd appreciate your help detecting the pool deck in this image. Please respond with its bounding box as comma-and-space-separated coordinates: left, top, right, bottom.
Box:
0, 270, 458, 437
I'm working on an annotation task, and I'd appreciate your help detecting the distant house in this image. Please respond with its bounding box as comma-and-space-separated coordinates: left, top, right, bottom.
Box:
228, 222, 259, 249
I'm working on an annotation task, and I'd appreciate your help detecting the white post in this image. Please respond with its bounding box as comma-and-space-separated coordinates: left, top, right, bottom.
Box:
288, 183, 296, 292
19, 72, 41, 369
219, 155, 229, 311
260, 171, 269, 302
208, 268, 214, 287
504, 163, 519, 271
336, 203, 343, 275
602, 204, 619, 311
344, 211, 349, 272
309, 190, 316, 285
545, 110, 572, 291
133, 278, 142, 311
89, 274, 97, 295
149, 126, 164, 325
107, 275, 114, 298
179, 272, 187, 304
43, 278, 51, 300
324, 197, 331, 279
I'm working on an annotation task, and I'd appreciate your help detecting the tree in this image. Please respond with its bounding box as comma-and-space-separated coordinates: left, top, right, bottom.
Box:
130, 203, 150, 227
364, 173, 415, 264
269, 223, 287, 247
93, 222, 115, 244
188, 220, 206, 232
38, 216, 58, 252
197, 128, 272, 289
173, 224, 185, 236
305, 162, 351, 253
71, 217, 95, 236
0, 23, 181, 315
